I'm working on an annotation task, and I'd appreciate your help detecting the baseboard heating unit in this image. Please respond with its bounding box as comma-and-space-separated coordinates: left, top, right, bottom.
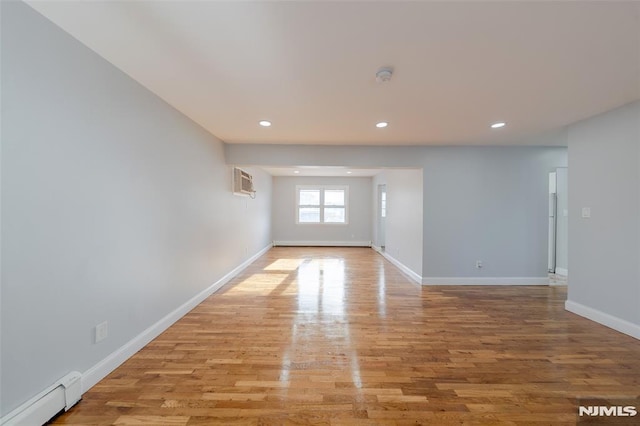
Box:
1, 372, 82, 426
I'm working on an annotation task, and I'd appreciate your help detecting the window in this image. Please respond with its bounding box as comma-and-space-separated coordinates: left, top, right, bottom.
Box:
296, 185, 348, 224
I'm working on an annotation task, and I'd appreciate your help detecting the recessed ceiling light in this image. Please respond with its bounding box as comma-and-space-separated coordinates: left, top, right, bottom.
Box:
293, 170, 300, 174
347, 171, 353, 174
490, 122, 506, 129
259, 120, 272, 127
376, 122, 388, 128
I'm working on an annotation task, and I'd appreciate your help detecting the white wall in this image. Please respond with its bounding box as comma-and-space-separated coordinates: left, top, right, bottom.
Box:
0, 1, 272, 416
272, 176, 371, 245
227, 144, 567, 283
566, 101, 640, 338
373, 170, 423, 280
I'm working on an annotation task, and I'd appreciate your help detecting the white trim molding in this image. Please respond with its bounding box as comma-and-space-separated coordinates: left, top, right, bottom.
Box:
565, 300, 640, 340
273, 240, 371, 247
372, 247, 422, 285
554, 267, 568, 276
81, 243, 273, 393
422, 277, 549, 285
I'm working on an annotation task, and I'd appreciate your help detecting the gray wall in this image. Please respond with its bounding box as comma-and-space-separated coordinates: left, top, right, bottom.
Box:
227, 144, 567, 279
420, 147, 566, 278
567, 101, 640, 328
272, 176, 371, 245
555, 167, 569, 274
1, 1, 272, 416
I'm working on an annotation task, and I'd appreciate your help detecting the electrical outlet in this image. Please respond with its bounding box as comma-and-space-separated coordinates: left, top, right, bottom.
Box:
475, 260, 483, 269
95, 321, 108, 343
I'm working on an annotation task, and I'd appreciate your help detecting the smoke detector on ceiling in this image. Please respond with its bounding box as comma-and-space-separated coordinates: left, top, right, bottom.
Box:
375, 67, 393, 83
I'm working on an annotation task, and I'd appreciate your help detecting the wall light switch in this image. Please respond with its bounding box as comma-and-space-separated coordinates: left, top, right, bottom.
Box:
95, 321, 108, 343
581, 207, 591, 218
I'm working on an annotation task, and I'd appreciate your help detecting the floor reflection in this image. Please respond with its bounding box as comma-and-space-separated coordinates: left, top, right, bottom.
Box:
297, 258, 345, 316
281, 255, 363, 392
377, 263, 387, 317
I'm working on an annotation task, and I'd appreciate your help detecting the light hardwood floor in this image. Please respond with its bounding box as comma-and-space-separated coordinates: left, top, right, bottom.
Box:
51, 247, 640, 425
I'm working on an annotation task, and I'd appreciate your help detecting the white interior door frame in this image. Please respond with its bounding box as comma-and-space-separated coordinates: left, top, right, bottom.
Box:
378, 184, 386, 250
548, 172, 557, 272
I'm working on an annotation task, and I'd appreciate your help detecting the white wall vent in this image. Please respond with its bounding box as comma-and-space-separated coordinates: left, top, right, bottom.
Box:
233, 167, 256, 197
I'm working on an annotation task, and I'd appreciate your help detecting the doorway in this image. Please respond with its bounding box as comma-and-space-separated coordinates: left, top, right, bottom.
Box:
548, 171, 557, 273
548, 168, 568, 283
378, 184, 386, 251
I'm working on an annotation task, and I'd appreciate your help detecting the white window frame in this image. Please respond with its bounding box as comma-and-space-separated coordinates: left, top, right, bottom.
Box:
295, 185, 349, 225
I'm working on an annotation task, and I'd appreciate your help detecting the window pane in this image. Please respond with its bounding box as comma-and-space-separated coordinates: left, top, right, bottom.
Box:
299, 190, 320, 206
324, 207, 345, 223
299, 207, 320, 223
324, 190, 345, 206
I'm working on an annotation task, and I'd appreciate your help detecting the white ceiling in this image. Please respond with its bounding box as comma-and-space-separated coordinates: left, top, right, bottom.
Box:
27, 1, 640, 146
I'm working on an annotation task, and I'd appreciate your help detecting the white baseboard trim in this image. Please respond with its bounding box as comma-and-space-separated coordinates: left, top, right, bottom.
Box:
373, 249, 422, 285
554, 267, 568, 276
80, 243, 272, 393
273, 240, 371, 247
422, 277, 549, 285
565, 300, 640, 340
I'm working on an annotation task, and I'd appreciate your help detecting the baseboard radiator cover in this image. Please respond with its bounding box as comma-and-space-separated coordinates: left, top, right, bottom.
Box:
1, 372, 82, 426
273, 240, 372, 247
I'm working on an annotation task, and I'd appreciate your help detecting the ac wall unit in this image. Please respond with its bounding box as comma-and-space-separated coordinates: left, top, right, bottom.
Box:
233, 167, 255, 197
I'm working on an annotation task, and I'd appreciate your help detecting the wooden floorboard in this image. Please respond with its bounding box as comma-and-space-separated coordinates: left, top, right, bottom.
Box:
51, 247, 640, 425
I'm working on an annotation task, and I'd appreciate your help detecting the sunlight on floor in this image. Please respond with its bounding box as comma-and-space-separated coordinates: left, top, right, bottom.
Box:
263, 258, 305, 271
224, 273, 289, 296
